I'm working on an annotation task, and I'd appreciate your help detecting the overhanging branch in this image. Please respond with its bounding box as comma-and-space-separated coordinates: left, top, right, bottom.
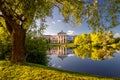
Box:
0, 15, 4, 18
9, 8, 26, 22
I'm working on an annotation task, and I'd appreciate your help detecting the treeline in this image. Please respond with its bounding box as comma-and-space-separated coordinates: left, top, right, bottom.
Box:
74, 30, 120, 49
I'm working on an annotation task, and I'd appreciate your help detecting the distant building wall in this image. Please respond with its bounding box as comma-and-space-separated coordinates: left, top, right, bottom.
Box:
44, 30, 75, 44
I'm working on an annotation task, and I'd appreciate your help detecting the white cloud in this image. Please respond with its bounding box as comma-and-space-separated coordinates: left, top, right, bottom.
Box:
57, 20, 62, 22
52, 21, 56, 24
114, 33, 120, 38
67, 30, 74, 35
51, 20, 62, 25
57, 66, 62, 68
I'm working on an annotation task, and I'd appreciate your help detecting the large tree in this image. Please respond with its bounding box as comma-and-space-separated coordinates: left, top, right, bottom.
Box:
0, 0, 53, 63
0, 0, 120, 63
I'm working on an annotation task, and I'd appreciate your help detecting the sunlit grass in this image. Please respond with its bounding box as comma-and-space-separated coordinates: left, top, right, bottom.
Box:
63, 43, 76, 48
0, 61, 119, 80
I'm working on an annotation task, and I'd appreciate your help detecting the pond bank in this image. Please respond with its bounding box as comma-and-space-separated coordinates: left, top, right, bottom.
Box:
48, 43, 76, 48
0, 61, 119, 80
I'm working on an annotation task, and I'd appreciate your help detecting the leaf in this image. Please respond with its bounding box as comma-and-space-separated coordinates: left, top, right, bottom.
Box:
0, 22, 3, 27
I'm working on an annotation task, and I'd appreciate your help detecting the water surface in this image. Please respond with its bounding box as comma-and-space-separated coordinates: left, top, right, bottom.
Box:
47, 47, 120, 78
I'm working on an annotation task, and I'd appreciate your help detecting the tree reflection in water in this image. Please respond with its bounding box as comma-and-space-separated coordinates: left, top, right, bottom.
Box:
74, 46, 115, 61
47, 45, 117, 61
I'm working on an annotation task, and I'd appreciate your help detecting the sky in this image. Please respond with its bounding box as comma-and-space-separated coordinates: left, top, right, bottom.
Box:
44, 7, 120, 37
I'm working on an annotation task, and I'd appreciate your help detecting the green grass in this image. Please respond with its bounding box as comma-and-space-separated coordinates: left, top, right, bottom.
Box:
48, 43, 76, 48
0, 61, 119, 80
63, 43, 76, 48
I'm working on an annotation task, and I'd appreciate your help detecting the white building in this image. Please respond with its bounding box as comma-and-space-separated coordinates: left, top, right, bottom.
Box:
44, 30, 75, 44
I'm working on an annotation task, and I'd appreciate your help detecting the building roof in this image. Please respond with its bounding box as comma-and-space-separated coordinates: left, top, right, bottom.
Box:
58, 30, 66, 34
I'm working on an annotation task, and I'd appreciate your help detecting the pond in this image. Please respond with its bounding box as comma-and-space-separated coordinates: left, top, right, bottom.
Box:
47, 46, 120, 78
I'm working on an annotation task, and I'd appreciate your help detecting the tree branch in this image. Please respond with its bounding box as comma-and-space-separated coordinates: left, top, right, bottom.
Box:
14, 0, 23, 12
0, 15, 4, 18
2, 0, 26, 22
9, 8, 26, 22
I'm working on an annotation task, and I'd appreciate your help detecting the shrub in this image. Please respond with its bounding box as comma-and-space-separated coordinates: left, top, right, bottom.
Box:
25, 35, 48, 65
0, 27, 12, 60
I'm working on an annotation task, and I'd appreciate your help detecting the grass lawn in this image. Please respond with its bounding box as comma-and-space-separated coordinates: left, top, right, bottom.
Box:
63, 43, 76, 48
48, 43, 76, 48
0, 61, 119, 80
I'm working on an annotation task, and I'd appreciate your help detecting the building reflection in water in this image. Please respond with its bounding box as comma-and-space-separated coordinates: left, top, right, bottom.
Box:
47, 47, 74, 60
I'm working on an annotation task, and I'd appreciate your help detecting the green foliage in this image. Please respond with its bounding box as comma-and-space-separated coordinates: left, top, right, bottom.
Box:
0, 61, 117, 80
74, 34, 91, 46
74, 30, 114, 48
1, 0, 119, 30
1, 0, 54, 29
114, 37, 120, 43
116, 41, 120, 50
86, 0, 120, 30
55, 0, 120, 29
60, 0, 84, 25
0, 27, 11, 60
0, 39, 3, 59
25, 35, 48, 65
0, 22, 3, 27
90, 30, 114, 47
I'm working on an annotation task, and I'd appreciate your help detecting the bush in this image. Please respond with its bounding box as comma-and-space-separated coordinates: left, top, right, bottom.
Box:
25, 35, 48, 65
26, 51, 48, 65
0, 40, 12, 60
0, 27, 12, 60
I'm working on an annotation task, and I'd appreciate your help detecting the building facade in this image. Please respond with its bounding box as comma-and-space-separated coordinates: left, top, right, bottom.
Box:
44, 30, 75, 44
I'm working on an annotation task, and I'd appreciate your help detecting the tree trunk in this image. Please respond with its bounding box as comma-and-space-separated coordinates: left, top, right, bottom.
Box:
11, 26, 26, 63
1, 5, 27, 63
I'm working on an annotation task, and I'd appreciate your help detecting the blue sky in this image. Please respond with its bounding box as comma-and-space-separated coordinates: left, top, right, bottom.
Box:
44, 7, 120, 36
